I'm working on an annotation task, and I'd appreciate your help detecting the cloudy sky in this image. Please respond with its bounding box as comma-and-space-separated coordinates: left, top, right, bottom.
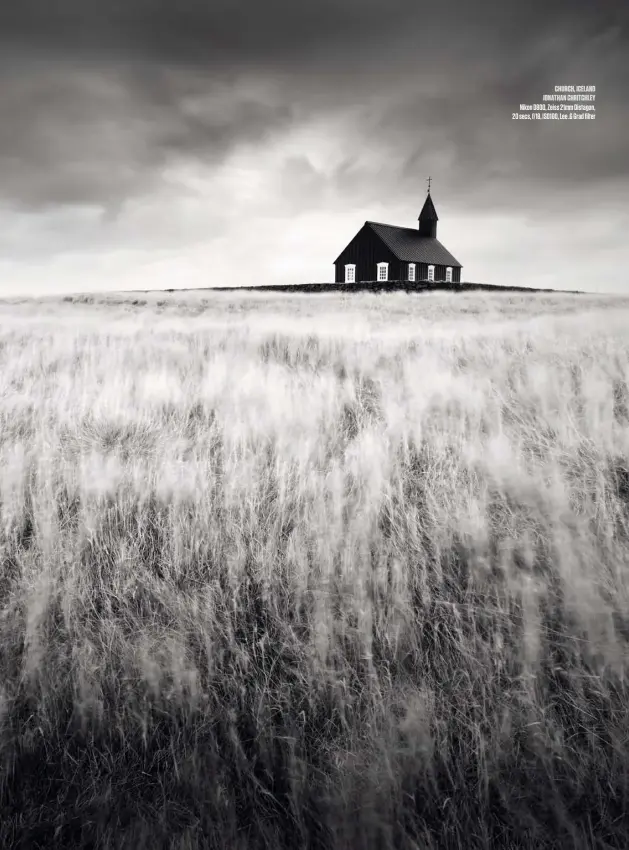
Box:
0, 0, 627, 296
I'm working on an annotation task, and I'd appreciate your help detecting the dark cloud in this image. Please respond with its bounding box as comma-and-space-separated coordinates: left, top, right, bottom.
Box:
0, 0, 627, 212
0, 61, 294, 209
322, 13, 629, 214
1, 0, 624, 60
389, 28, 629, 208
0, 1, 460, 65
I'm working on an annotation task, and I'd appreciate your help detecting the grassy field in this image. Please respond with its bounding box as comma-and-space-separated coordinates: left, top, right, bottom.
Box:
1, 289, 629, 849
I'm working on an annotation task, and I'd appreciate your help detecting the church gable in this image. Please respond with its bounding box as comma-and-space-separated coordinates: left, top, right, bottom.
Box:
334, 224, 400, 283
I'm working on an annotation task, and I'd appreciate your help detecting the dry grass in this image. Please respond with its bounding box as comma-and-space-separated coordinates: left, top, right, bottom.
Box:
1, 289, 629, 849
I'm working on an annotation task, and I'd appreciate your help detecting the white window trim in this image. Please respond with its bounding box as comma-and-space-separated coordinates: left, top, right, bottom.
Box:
344, 264, 356, 283
377, 262, 389, 282
427, 265, 435, 282
408, 263, 416, 282
446, 266, 452, 282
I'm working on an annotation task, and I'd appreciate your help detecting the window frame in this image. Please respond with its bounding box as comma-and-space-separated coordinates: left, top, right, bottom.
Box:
344, 264, 356, 283
427, 265, 435, 282
377, 262, 389, 282
408, 263, 416, 282
446, 266, 452, 283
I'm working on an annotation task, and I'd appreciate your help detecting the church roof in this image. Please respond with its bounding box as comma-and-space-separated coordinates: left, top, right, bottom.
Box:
418, 193, 439, 221
366, 221, 462, 267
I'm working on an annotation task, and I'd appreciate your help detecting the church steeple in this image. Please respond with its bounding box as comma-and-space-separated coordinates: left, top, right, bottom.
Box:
418, 178, 438, 238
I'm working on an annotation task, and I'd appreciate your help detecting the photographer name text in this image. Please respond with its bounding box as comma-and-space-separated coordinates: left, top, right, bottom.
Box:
512, 85, 596, 121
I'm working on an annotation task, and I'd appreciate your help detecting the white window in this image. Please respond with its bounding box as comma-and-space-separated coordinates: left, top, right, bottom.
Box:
377, 262, 388, 282
446, 267, 452, 282
345, 264, 356, 283
408, 263, 416, 282
428, 265, 435, 282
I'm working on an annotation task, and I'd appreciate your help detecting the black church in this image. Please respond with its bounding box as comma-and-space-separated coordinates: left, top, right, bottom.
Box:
333, 188, 463, 285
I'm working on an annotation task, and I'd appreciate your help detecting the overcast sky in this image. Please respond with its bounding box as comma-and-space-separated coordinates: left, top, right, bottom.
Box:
0, 0, 627, 296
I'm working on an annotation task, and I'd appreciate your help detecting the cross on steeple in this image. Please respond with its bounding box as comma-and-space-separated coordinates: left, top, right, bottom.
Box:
427, 176, 432, 193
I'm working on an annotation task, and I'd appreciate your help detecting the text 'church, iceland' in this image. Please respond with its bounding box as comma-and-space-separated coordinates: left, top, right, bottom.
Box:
333, 182, 463, 286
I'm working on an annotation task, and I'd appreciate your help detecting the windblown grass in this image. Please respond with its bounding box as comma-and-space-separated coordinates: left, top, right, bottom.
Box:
1, 290, 629, 849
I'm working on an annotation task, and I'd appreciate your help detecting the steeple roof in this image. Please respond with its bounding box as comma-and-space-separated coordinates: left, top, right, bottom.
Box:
418, 192, 439, 222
